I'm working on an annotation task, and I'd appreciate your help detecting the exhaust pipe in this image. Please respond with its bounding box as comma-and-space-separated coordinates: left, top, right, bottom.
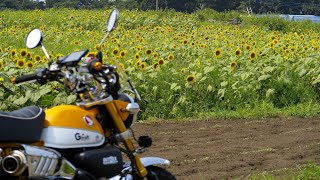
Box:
2, 150, 27, 176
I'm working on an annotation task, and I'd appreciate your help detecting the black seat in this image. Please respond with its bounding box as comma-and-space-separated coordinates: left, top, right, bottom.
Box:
0, 106, 45, 143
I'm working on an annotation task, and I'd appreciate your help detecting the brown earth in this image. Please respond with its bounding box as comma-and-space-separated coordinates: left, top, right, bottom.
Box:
133, 117, 320, 180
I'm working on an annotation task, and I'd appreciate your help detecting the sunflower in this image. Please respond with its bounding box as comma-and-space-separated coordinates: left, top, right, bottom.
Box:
10, 49, 17, 58
16, 59, 25, 68
0, 61, 3, 70
168, 53, 174, 61
245, 45, 251, 50
73, 41, 79, 46
27, 52, 32, 59
250, 51, 257, 59
153, 53, 158, 58
158, 58, 165, 65
26, 61, 34, 68
235, 49, 241, 57
230, 61, 237, 70
186, 74, 196, 84
181, 39, 188, 45
134, 53, 140, 60
136, 60, 142, 66
145, 49, 152, 55
112, 48, 119, 56
152, 62, 159, 70
120, 50, 126, 58
140, 62, 146, 70
136, 45, 143, 51
34, 55, 41, 62
214, 48, 222, 58
181, 68, 186, 74
56, 53, 64, 60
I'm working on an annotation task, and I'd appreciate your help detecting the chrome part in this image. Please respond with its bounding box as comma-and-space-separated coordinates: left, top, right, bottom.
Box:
123, 157, 170, 170
109, 174, 133, 180
114, 129, 133, 142
2, 150, 27, 176
125, 102, 140, 114
22, 144, 76, 179
76, 95, 113, 108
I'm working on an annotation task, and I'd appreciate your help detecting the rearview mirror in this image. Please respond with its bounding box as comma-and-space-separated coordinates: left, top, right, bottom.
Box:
26, 29, 42, 49
107, 9, 119, 32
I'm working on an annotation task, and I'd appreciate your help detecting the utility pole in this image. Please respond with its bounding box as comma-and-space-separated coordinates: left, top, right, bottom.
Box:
156, 0, 159, 10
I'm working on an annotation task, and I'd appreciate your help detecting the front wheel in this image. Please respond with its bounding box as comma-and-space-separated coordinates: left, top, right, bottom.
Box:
145, 166, 176, 180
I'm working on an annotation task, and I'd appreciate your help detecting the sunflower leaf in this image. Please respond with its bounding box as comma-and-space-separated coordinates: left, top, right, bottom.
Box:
258, 74, 271, 81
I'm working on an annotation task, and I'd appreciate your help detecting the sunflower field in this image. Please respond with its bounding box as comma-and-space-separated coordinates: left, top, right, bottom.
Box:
0, 8, 320, 120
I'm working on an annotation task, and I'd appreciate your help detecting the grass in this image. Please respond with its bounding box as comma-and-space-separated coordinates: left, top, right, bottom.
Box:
249, 163, 320, 179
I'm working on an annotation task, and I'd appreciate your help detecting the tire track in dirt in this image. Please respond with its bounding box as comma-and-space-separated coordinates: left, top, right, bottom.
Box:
133, 118, 320, 179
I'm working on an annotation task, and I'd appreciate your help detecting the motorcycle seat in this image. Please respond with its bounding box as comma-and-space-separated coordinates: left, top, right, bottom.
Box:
0, 106, 45, 143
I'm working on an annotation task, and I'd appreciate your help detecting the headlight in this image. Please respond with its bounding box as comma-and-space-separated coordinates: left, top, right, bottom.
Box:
118, 93, 139, 128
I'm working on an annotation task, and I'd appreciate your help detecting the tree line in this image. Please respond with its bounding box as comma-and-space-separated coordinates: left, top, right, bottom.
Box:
1, 0, 320, 15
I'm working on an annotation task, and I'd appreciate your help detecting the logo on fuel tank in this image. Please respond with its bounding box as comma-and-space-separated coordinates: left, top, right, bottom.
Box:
83, 115, 94, 127
75, 133, 89, 141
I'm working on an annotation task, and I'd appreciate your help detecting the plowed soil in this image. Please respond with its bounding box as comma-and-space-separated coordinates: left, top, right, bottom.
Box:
133, 118, 320, 179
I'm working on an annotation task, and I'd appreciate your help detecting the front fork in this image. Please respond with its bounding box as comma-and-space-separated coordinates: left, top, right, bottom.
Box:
105, 101, 148, 177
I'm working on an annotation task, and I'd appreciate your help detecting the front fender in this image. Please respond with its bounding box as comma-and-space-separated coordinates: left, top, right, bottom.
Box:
109, 157, 170, 180
140, 157, 170, 167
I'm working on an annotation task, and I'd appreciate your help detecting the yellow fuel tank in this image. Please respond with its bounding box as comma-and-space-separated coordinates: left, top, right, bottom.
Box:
42, 105, 105, 149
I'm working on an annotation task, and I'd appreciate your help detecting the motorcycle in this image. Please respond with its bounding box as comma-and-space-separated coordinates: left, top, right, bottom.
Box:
1, 9, 176, 180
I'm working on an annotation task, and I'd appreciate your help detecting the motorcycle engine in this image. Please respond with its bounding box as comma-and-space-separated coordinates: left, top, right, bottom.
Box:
74, 146, 123, 178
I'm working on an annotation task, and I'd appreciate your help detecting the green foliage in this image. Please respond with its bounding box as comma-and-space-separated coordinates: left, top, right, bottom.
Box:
1, 9, 320, 121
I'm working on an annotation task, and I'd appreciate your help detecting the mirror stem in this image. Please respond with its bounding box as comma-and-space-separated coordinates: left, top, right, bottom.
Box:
98, 32, 110, 51
41, 43, 51, 63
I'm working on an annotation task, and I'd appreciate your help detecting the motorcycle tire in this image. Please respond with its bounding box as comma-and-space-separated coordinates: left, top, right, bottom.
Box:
145, 166, 176, 180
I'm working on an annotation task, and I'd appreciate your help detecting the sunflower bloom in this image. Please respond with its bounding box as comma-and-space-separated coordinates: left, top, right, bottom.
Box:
20, 49, 28, 57
17, 59, 25, 68
140, 62, 146, 70
153, 53, 158, 58
145, 49, 152, 55
230, 61, 237, 71
26, 61, 34, 68
120, 50, 126, 58
137, 45, 143, 51
250, 51, 257, 59
168, 53, 174, 61
136, 60, 142, 67
235, 49, 241, 57
186, 74, 196, 84
158, 58, 165, 65
27, 52, 32, 59
10, 49, 17, 58
214, 48, 222, 58
152, 62, 159, 70
135, 53, 140, 60
181, 68, 186, 74
112, 48, 119, 56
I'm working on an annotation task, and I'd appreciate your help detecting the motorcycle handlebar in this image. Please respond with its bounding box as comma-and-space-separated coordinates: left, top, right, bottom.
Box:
11, 73, 37, 84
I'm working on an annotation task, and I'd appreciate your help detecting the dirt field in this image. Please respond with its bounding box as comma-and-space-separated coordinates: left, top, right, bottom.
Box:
133, 117, 320, 179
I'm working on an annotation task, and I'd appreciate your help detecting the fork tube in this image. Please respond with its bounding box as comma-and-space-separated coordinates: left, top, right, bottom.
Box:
105, 101, 148, 177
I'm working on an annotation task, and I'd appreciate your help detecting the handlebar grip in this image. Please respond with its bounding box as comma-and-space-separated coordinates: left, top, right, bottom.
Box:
11, 73, 37, 84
